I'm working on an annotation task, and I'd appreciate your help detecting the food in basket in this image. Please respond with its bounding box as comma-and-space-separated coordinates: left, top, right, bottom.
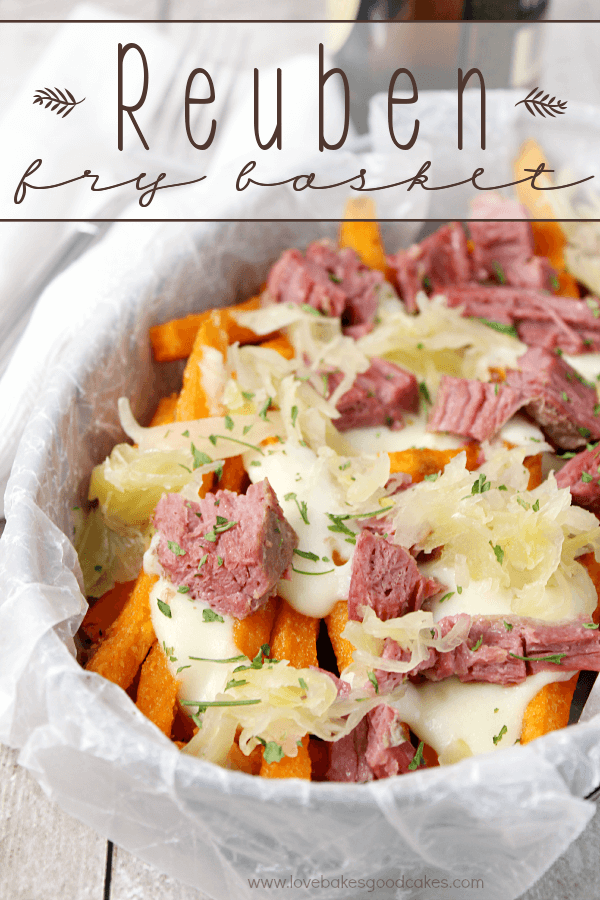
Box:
77, 198, 600, 781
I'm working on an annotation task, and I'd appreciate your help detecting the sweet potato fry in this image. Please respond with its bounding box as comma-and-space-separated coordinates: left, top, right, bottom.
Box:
135, 640, 179, 737
339, 197, 388, 274
260, 734, 312, 780
228, 737, 264, 775
260, 334, 295, 359
149, 393, 178, 427
325, 600, 354, 674
175, 312, 230, 422
150, 297, 261, 362
233, 596, 280, 661
520, 675, 579, 745
388, 444, 479, 483
216, 454, 248, 494
270, 600, 319, 668
86, 570, 158, 690
80, 578, 137, 645
524, 453, 543, 490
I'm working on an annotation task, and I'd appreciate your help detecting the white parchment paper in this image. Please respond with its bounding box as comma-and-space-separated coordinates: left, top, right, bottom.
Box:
1, 174, 600, 900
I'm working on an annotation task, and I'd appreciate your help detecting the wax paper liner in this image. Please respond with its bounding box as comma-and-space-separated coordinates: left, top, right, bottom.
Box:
1, 188, 600, 900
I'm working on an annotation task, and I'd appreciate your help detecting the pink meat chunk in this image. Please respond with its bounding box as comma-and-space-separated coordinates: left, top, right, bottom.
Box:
365, 705, 417, 779
505, 347, 600, 449
556, 446, 600, 516
327, 357, 419, 432
378, 615, 600, 686
267, 242, 384, 336
153, 481, 298, 619
387, 223, 472, 312
469, 197, 556, 291
442, 284, 600, 355
326, 706, 416, 782
348, 531, 443, 622
427, 376, 524, 441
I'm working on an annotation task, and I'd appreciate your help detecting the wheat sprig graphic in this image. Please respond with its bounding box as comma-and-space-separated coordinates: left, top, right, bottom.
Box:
32, 87, 85, 118
515, 87, 567, 119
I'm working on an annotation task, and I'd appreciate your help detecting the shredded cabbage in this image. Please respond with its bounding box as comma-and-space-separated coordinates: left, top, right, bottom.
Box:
75, 506, 147, 597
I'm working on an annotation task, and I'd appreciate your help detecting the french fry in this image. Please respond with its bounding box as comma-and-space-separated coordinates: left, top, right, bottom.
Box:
233, 596, 280, 661
270, 600, 319, 668
150, 297, 261, 362
86, 570, 158, 690
135, 640, 179, 737
228, 737, 264, 775
80, 578, 137, 645
260, 734, 312, 779
175, 312, 230, 422
325, 600, 354, 674
524, 453, 543, 490
339, 197, 388, 274
388, 444, 480, 483
217, 455, 248, 494
260, 334, 295, 359
149, 393, 179, 427
520, 675, 579, 745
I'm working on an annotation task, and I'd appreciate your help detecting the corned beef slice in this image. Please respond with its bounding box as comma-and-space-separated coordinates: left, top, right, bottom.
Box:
469, 197, 556, 291
153, 481, 298, 619
387, 223, 471, 313
328, 357, 419, 431
365, 705, 416, 779
556, 446, 600, 516
506, 347, 600, 449
267, 242, 384, 336
442, 284, 600, 354
427, 376, 524, 441
348, 531, 441, 622
379, 615, 600, 686
326, 706, 416, 782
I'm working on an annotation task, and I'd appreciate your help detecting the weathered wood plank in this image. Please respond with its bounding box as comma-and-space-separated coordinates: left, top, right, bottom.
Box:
0, 743, 108, 899
110, 844, 211, 900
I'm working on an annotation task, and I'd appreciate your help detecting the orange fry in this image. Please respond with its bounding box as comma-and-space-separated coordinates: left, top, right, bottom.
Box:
175, 312, 229, 422
135, 641, 179, 737
388, 444, 479, 483
150, 297, 261, 362
86, 570, 158, 690
325, 600, 354, 674
217, 454, 248, 494
233, 596, 280, 661
149, 393, 178, 427
260, 334, 295, 359
80, 578, 137, 645
270, 600, 319, 668
339, 197, 387, 273
524, 453, 543, 490
260, 734, 312, 780
520, 675, 579, 745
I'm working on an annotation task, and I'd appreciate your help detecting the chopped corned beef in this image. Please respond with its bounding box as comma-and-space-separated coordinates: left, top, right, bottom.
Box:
327, 357, 419, 431
387, 223, 471, 312
267, 241, 384, 337
556, 445, 600, 516
365, 705, 416, 779
441, 284, 600, 355
469, 197, 557, 291
326, 705, 416, 782
377, 615, 600, 686
505, 347, 600, 449
153, 481, 297, 619
348, 531, 442, 622
427, 376, 524, 441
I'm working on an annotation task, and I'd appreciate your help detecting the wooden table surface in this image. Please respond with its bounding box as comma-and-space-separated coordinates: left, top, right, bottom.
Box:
1, 2, 600, 898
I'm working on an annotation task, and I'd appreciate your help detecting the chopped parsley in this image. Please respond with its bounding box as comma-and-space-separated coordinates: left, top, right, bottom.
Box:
198, 554, 208, 569
439, 592, 455, 603
587, 297, 600, 318
492, 260, 506, 284
477, 318, 518, 338
339, 461, 351, 471
532, 499, 540, 512
408, 741, 426, 770
167, 540, 186, 557
176, 665, 191, 674
177, 585, 190, 594
509, 651, 567, 665
516, 497, 531, 510
471, 636, 483, 652
242, 391, 255, 401
250, 460, 261, 466
157, 599, 172, 618
582, 472, 594, 483
189, 654, 246, 663
298, 677, 309, 692
217, 556, 224, 567
191, 443, 212, 469
224, 414, 234, 431
457, 586, 463, 594
225, 678, 248, 691
423, 472, 439, 482
561, 391, 570, 403
294, 548, 320, 562
419, 381, 432, 405
259, 397, 272, 420
292, 565, 335, 576
472, 473, 491, 495
584, 622, 599, 629
577, 427, 591, 439
181, 698, 261, 712
208, 434, 264, 455
490, 542, 504, 565
263, 741, 285, 764
291, 405, 299, 427
202, 609, 224, 623
182, 430, 190, 438
329, 272, 342, 283
492, 725, 507, 745
367, 671, 379, 694
284, 492, 309, 524
504, 621, 513, 632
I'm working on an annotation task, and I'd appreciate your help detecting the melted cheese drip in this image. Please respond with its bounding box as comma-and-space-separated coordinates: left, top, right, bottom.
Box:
395, 670, 573, 764
247, 444, 352, 618
343, 410, 545, 455
148, 574, 242, 707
